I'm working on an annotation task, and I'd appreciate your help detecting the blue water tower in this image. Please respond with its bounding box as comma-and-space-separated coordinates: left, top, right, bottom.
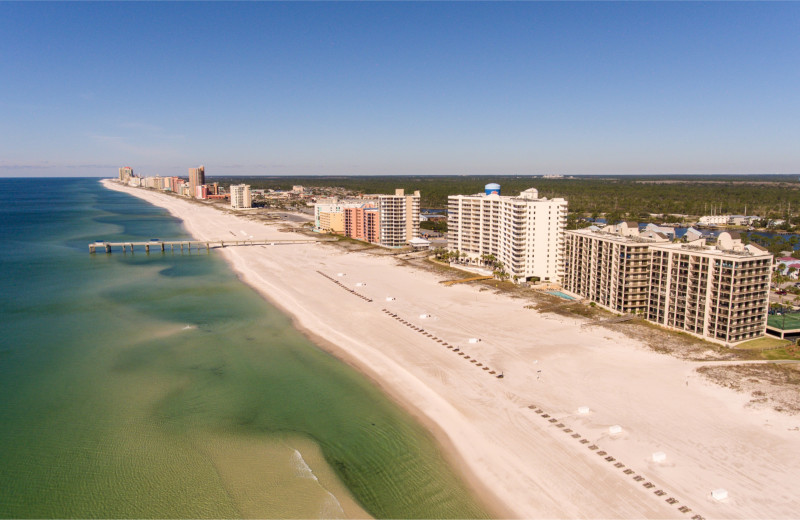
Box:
485, 183, 501, 195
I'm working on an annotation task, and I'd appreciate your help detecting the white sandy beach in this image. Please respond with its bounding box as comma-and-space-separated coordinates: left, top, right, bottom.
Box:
103, 180, 800, 519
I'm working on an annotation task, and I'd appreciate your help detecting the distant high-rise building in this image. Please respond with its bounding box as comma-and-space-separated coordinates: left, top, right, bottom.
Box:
188, 165, 205, 197
119, 167, 133, 183
230, 184, 252, 209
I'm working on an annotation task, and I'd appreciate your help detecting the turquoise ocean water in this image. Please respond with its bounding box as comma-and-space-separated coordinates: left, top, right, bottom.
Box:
0, 178, 487, 519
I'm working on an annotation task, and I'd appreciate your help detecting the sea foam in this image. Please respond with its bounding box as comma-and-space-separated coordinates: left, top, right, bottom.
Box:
292, 449, 319, 481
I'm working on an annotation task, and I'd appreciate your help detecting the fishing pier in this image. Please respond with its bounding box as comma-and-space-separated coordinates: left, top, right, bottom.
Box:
89, 238, 333, 254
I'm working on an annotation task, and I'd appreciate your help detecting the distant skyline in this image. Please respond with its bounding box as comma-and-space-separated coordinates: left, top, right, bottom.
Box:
2, 1, 799, 178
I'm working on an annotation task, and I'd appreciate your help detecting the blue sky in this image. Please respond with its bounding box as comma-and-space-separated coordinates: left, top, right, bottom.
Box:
1, 1, 799, 177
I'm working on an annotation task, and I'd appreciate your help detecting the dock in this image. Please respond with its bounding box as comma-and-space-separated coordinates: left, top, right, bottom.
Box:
89, 238, 333, 254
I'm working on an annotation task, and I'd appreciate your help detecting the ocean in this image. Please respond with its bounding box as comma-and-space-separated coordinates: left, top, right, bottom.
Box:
0, 178, 487, 519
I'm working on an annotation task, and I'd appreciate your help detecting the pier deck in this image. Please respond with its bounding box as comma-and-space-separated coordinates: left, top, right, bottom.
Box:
89, 238, 334, 254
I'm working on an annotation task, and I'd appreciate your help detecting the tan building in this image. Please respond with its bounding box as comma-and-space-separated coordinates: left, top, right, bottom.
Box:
564, 227, 668, 314
647, 232, 771, 344
188, 165, 205, 198
447, 187, 568, 283
378, 189, 420, 247
315, 202, 363, 233
318, 210, 345, 234
230, 184, 252, 209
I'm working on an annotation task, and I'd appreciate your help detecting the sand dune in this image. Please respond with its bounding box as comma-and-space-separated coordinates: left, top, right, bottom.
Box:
103, 180, 800, 519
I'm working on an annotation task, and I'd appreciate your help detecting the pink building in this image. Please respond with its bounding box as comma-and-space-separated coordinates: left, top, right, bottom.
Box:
344, 204, 380, 243
364, 208, 380, 243
195, 184, 208, 199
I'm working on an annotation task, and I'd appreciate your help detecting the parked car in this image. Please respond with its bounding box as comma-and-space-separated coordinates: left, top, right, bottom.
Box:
776, 289, 788, 295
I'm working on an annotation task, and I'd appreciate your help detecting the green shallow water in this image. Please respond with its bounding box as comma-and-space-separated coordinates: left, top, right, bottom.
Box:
0, 179, 488, 519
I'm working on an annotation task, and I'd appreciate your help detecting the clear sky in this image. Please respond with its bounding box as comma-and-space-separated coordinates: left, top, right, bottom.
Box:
1, 1, 799, 178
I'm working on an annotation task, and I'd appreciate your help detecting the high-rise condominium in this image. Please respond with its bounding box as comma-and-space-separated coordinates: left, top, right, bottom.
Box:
448, 186, 568, 283
188, 165, 205, 198
564, 226, 772, 344
119, 167, 133, 183
378, 189, 420, 248
230, 184, 252, 209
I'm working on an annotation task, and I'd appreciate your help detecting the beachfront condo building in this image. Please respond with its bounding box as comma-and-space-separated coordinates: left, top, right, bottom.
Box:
230, 184, 252, 209
564, 224, 669, 314
647, 233, 771, 345
344, 204, 380, 242
378, 189, 420, 248
319, 209, 345, 234
315, 202, 363, 234
119, 166, 133, 183
314, 190, 418, 247
447, 187, 568, 283
364, 208, 381, 244
143, 176, 162, 189
189, 165, 205, 198
564, 225, 772, 344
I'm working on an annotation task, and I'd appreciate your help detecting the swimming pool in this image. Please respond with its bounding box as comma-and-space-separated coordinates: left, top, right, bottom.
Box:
546, 290, 576, 300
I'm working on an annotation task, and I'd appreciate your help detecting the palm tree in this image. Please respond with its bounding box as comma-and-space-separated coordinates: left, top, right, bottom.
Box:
774, 263, 787, 286
492, 261, 509, 281
448, 249, 460, 263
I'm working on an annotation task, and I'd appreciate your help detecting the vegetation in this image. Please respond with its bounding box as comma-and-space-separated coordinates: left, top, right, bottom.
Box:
749, 234, 800, 256
420, 220, 447, 233
735, 337, 792, 351
211, 174, 800, 221
430, 248, 509, 280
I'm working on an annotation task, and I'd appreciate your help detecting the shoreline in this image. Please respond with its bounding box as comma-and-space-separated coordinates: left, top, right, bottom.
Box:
101, 179, 800, 519
225, 257, 512, 519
